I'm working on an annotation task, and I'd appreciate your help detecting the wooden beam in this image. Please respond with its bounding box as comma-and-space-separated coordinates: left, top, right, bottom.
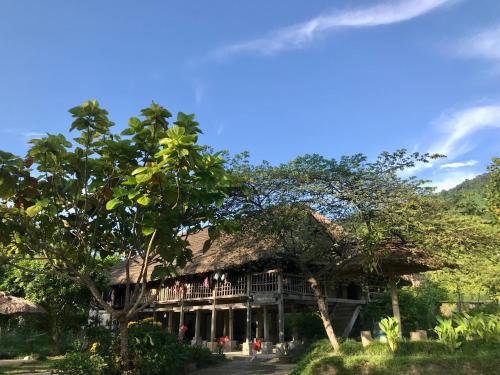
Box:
194, 309, 201, 341
246, 274, 252, 343
167, 311, 173, 334
263, 305, 269, 342
277, 271, 285, 343
228, 307, 234, 341
342, 305, 362, 337
210, 289, 216, 342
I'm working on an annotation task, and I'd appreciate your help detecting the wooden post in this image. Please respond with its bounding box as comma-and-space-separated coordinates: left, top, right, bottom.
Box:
167, 311, 173, 334
389, 276, 402, 339
263, 305, 269, 342
195, 310, 201, 340
223, 310, 229, 336
290, 304, 299, 341
228, 308, 234, 341
242, 273, 253, 355
277, 271, 285, 343
210, 289, 217, 343
179, 288, 185, 331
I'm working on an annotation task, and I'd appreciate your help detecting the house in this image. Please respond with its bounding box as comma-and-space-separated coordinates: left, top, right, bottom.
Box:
106, 212, 442, 353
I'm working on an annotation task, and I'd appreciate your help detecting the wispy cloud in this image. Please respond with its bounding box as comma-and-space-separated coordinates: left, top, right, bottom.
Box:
208, 0, 453, 60
216, 124, 225, 136
456, 23, 500, 63
429, 105, 500, 158
440, 159, 477, 169
194, 81, 205, 107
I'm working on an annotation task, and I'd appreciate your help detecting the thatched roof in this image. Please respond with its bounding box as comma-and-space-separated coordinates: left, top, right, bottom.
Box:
108, 227, 282, 285
0, 292, 46, 315
332, 243, 451, 278
108, 213, 446, 285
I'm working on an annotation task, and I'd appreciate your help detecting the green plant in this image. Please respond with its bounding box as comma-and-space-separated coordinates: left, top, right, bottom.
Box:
454, 312, 500, 343
187, 346, 218, 368
378, 316, 400, 352
54, 352, 107, 375
128, 319, 190, 375
434, 316, 462, 352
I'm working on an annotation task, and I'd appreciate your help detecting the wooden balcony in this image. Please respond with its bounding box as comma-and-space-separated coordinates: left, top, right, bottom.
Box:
152, 270, 333, 303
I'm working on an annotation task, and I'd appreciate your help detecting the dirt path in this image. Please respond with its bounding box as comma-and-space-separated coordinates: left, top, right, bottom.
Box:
192, 360, 295, 375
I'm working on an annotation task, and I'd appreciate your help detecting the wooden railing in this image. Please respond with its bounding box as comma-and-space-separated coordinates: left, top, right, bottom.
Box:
153, 270, 330, 303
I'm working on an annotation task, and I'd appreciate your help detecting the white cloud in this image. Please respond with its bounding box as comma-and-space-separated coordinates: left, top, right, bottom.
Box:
216, 124, 224, 136
440, 160, 477, 169
209, 0, 453, 60
194, 81, 205, 107
457, 24, 500, 62
430, 171, 481, 192
429, 105, 500, 158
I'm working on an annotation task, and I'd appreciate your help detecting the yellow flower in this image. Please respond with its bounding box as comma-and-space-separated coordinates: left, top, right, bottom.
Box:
90, 342, 99, 353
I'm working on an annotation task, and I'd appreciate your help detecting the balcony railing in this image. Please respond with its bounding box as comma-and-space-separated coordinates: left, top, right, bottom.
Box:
152, 270, 326, 303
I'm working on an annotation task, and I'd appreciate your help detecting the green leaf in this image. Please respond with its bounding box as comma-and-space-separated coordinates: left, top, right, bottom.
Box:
151, 265, 169, 280
166, 125, 185, 139
142, 227, 155, 236
137, 195, 151, 206
106, 198, 122, 210
132, 167, 148, 176
26, 205, 42, 217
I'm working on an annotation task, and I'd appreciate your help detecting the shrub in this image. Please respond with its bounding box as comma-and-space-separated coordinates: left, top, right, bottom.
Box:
287, 311, 325, 341
128, 319, 190, 375
341, 339, 363, 355
54, 351, 108, 375
434, 317, 462, 352
378, 317, 400, 352
187, 346, 218, 368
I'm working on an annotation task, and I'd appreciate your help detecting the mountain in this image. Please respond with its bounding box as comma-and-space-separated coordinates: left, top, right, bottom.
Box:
438, 173, 490, 218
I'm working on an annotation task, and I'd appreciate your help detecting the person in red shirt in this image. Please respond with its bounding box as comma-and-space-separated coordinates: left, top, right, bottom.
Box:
251, 339, 261, 361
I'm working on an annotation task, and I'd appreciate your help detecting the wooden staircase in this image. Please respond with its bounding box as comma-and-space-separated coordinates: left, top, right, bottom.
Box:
330, 303, 363, 337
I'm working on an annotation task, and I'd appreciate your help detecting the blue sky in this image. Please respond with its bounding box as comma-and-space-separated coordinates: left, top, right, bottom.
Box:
0, 0, 499, 190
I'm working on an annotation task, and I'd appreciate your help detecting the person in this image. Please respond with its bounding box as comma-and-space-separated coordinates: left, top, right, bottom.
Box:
178, 324, 188, 343
250, 339, 261, 361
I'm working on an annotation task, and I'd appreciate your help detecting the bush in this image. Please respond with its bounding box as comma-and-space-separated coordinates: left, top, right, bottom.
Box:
341, 339, 363, 355
54, 352, 108, 375
187, 346, 219, 368
362, 281, 447, 335
128, 319, 190, 375
454, 312, 499, 342
0, 330, 51, 359
287, 311, 325, 341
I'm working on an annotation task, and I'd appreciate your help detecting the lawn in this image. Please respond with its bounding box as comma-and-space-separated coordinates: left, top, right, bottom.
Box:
291, 339, 500, 375
0, 357, 61, 374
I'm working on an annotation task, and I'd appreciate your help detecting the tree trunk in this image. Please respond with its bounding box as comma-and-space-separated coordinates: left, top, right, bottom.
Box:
389, 276, 403, 339
50, 327, 61, 355
308, 275, 341, 353
118, 318, 130, 371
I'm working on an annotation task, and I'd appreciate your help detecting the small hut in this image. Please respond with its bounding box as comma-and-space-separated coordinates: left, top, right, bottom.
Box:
0, 292, 46, 315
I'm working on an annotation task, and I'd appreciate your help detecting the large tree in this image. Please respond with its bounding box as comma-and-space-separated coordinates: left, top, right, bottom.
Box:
0, 101, 233, 368
225, 151, 442, 351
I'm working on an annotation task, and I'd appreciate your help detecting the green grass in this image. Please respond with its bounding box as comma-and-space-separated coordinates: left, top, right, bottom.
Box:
0, 357, 62, 374
291, 339, 500, 375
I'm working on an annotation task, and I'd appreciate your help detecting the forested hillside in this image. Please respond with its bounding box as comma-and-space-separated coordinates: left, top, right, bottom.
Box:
426, 169, 499, 300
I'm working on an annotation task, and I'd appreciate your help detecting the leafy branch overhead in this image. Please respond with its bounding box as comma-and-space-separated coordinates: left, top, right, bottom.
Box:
0, 100, 235, 366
